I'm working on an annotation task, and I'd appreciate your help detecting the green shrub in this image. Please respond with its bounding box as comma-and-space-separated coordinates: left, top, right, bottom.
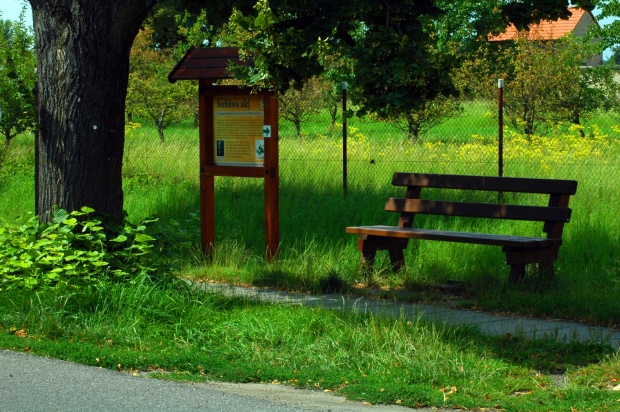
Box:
0, 207, 158, 290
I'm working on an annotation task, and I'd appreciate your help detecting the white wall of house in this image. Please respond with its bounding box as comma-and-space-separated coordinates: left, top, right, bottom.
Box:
576, 12, 603, 66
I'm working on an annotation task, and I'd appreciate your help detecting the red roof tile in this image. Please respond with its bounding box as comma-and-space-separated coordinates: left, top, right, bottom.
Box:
489, 7, 596, 41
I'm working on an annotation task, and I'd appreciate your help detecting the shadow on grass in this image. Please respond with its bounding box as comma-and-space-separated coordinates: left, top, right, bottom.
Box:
123, 178, 620, 324
251, 267, 349, 295
0, 281, 612, 379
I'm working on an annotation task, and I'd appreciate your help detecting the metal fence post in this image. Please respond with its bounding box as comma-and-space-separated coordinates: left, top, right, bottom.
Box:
342, 81, 348, 196
498, 79, 504, 178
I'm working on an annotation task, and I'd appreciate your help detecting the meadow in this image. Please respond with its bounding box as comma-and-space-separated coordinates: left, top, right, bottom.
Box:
2, 102, 620, 323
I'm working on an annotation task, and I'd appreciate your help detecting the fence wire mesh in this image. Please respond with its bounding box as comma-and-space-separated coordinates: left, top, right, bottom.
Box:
123, 87, 620, 210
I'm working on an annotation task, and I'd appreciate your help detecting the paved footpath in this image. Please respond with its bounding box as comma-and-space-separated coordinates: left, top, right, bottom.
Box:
0, 349, 446, 412
199, 283, 620, 349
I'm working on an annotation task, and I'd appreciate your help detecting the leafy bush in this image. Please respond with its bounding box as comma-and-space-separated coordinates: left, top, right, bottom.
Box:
0, 207, 159, 290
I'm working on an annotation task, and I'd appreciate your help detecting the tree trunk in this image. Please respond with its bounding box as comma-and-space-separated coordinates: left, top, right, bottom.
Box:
157, 123, 166, 143
406, 114, 420, 142
193, 108, 200, 128
571, 108, 585, 138
328, 100, 338, 132
3, 132, 14, 147
30, 0, 151, 223
295, 119, 302, 139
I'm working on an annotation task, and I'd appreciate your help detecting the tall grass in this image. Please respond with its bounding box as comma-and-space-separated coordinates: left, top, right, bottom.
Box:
2, 105, 620, 322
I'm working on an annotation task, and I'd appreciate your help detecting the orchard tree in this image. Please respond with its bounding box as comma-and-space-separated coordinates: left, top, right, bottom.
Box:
278, 77, 323, 139
384, 95, 463, 141
320, 79, 341, 132
126, 28, 196, 143
0, 11, 36, 146
458, 32, 618, 136
27, 0, 594, 222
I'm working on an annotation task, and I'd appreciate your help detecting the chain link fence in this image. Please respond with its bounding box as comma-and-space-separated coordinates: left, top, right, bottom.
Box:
123, 81, 620, 217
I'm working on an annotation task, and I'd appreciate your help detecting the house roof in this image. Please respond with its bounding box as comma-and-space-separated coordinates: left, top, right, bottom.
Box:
168, 47, 251, 83
488, 7, 598, 41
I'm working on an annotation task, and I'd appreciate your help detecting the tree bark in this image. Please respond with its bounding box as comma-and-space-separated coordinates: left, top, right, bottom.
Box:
30, 0, 152, 222
157, 111, 166, 143
294, 119, 302, 139
3, 132, 14, 147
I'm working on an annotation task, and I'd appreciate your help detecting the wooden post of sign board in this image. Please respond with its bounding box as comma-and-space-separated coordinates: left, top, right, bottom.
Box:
263, 91, 279, 260
197, 82, 279, 261
199, 79, 216, 256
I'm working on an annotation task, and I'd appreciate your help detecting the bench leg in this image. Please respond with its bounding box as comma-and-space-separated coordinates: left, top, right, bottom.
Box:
509, 264, 526, 284
358, 238, 377, 284
388, 248, 406, 272
504, 247, 557, 284
357, 237, 408, 284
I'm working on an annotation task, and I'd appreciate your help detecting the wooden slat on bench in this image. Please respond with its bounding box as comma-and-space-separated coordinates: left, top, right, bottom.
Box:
346, 226, 561, 248
392, 173, 578, 195
386, 199, 572, 222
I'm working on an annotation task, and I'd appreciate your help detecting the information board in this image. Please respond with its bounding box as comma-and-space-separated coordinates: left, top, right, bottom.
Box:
213, 95, 266, 167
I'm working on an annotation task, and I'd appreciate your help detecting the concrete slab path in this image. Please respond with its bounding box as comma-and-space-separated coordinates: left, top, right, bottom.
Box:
198, 283, 620, 349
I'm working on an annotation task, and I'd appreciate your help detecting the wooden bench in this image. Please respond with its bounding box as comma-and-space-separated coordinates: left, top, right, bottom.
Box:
346, 173, 578, 283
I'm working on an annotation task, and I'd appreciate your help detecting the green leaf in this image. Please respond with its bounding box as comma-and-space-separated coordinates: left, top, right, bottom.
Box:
110, 235, 128, 243
53, 209, 70, 224
91, 261, 109, 267
134, 233, 155, 242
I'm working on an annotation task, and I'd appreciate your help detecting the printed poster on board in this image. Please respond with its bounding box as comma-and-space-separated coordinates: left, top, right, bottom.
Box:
213, 95, 265, 166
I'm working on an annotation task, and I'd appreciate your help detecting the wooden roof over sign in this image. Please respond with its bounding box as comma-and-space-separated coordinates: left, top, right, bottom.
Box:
168, 47, 251, 83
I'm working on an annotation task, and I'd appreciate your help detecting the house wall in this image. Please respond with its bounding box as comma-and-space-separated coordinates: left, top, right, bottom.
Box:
575, 12, 603, 66
573, 12, 594, 36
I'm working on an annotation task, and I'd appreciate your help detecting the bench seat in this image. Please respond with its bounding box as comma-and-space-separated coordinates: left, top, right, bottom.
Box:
346, 226, 562, 248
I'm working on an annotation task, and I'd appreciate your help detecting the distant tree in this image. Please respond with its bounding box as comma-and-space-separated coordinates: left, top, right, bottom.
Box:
458, 33, 618, 137
315, 76, 343, 133
278, 77, 324, 139
0, 10, 36, 146
383, 95, 463, 141
126, 28, 196, 143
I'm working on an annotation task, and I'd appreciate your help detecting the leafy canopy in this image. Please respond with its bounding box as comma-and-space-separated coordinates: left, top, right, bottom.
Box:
220, 0, 596, 117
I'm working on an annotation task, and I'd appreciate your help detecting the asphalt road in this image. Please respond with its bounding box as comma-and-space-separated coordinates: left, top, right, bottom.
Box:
0, 350, 417, 412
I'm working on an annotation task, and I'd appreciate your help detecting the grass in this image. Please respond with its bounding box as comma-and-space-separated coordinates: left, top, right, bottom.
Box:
2, 103, 620, 409
120, 111, 620, 325
0, 277, 619, 411
2, 106, 620, 324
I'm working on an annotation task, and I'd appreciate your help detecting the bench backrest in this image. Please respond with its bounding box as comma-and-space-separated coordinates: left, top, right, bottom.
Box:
391, 173, 577, 194
388, 173, 577, 239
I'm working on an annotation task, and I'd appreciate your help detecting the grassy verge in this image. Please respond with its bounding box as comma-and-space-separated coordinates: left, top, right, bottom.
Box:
1, 277, 619, 411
